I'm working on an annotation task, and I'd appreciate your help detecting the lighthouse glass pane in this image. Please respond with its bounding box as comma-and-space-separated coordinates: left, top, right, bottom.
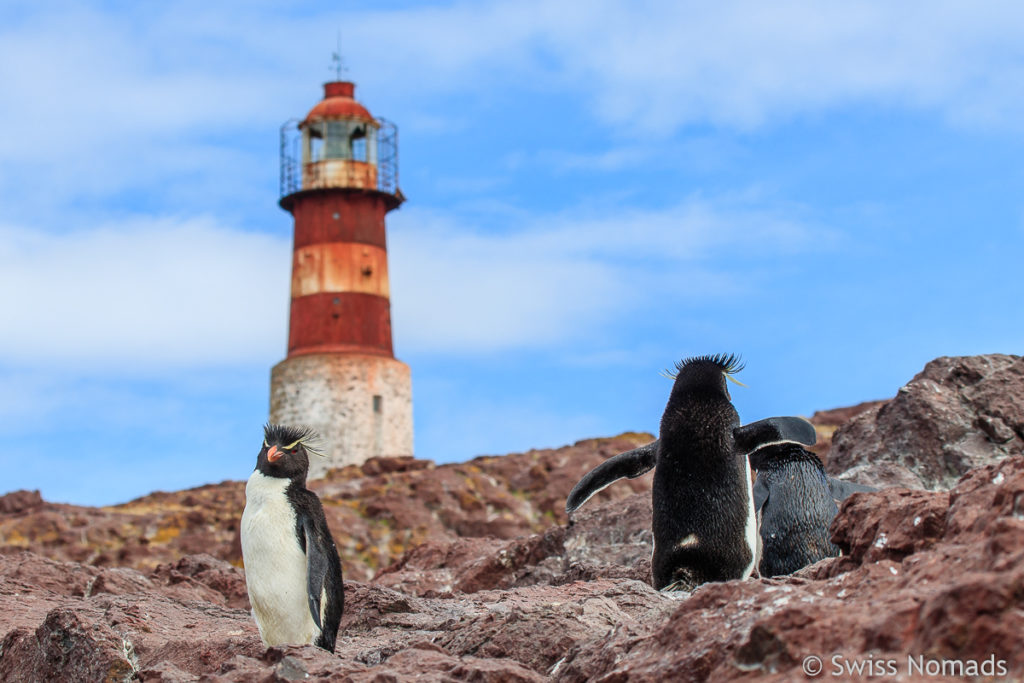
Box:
308, 122, 324, 162
367, 127, 378, 165
352, 136, 367, 162
325, 122, 349, 159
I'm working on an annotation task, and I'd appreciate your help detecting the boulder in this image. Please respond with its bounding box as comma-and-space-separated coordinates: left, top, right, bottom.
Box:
374, 491, 654, 596
0, 552, 260, 682
829, 354, 1024, 489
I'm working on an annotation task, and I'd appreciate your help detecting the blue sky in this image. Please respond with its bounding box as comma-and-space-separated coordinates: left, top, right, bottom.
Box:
1, 1, 1022, 505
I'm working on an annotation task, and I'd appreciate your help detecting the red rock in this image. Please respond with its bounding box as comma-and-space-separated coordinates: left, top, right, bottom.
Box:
829, 488, 949, 565
0, 490, 43, 515
563, 491, 653, 583
829, 354, 1024, 489
0, 609, 138, 683
0, 552, 261, 682
829, 461, 926, 490
808, 400, 888, 463
149, 554, 250, 609
3, 452, 1024, 680
375, 491, 655, 597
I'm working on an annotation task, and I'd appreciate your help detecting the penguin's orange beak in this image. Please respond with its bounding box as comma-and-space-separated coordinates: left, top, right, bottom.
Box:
267, 445, 282, 462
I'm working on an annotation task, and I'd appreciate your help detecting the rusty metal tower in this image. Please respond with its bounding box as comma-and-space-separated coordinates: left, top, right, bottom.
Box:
270, 78, 413, 478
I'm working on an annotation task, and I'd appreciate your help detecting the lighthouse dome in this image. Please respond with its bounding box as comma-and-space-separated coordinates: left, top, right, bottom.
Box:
302, 82, 376, 125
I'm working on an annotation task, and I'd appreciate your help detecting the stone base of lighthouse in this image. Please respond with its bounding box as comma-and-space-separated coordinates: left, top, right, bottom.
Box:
269, 353, 413, 480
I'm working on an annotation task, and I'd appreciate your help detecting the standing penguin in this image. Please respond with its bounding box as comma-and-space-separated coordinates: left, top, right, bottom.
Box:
751, 442, 878, 577
241, 424, 344, 652
566, 354, 818, 591
650, 354, 756, 590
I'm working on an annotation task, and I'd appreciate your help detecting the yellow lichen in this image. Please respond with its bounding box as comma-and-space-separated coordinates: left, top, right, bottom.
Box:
1, 529, 29, 546
150, 525, 182, 544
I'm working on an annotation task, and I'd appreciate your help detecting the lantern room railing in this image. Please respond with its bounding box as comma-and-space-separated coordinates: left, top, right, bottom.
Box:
280, 118, 399, 199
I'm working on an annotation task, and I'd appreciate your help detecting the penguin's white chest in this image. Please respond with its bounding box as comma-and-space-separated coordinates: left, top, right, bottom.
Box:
241, 471, 319, 647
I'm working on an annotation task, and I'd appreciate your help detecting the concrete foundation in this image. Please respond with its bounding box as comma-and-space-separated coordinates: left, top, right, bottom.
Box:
269, 353, 413, 479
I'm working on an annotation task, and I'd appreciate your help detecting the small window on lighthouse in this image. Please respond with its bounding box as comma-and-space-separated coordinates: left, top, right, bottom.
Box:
373, 395, 383, 414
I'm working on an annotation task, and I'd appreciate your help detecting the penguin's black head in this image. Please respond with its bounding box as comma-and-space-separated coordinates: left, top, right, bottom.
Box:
665, 353, 745, 401
256, 423, 323, 481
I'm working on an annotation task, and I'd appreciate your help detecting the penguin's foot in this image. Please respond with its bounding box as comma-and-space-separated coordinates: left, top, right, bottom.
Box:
659, 578, 695, 593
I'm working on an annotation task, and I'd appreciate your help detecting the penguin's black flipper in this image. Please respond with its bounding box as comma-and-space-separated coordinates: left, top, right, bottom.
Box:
828, 478, 878, 503
302, 515, 328, 631
565, 440, 658, 515
297, 496, 344, 653
734, 417, 817, 454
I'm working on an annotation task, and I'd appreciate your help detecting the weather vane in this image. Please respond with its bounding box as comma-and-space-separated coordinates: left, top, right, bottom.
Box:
330, 31, 347, 81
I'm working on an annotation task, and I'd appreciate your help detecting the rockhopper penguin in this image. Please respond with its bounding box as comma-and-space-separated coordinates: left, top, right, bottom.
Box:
566, 354, 818, 591
241, 424, 344, 652
650, 354, 757, 591
751, 442, 878, 577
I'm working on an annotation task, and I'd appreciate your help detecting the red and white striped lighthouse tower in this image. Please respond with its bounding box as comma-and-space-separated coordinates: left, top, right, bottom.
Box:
270, 78, 413, 479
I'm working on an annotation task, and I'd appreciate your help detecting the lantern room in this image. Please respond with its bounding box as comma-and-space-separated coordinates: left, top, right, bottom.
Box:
279, 81, 401, 206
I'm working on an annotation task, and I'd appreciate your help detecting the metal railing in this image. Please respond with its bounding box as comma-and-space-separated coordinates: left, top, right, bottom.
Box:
376, 118, 399, 196
279, 118, 399, 198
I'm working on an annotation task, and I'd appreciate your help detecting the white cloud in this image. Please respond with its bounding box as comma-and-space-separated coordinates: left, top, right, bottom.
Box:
0, 217, 290, 367
388, 197, 828, 353
0, 196, 825, 368
6, 1, 1023, 172
0, 4, 301, 209
0, 0, 982, 366
341, 0, 1024, 133
2, 0, 1022, 213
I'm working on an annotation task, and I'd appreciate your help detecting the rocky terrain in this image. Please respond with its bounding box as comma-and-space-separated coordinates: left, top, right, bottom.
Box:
0, 353, 1021, 681
0, 431, 657, 583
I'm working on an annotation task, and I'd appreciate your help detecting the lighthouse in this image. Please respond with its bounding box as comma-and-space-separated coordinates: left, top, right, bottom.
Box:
270, 78, 413, 479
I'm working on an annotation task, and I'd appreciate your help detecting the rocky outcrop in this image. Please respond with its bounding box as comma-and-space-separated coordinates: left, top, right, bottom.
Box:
2, 455, 1022, 680
0, 483, 247, 571
2, 354, 1023, 680
374, 490, 653, 596
0, 552, 260, 682
829, 354, 1024, 489
0, 433, 654, 582
807, 400, 887, 461
557, 455, 1024, 681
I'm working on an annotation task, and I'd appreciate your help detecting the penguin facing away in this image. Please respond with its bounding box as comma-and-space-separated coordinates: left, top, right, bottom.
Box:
241, 424, 344, 652
751, 443, 879, 577
651, 353, 757, 591
565, 354, 818, 592
750, 442, 840, 577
